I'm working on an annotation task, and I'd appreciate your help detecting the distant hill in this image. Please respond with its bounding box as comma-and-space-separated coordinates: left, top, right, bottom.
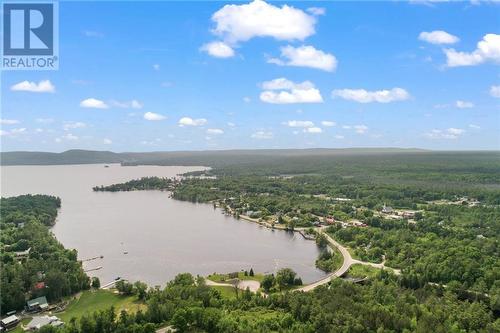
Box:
1, 148, 429, 166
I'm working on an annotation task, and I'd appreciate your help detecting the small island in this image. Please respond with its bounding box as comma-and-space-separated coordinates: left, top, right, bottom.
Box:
93, 176, 178, 192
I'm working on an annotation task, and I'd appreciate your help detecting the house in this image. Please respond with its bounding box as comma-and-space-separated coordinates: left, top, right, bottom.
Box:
381, 204, 393, 214
26, 316, 63, 331
324, 216, 335, 224
0, 315, 20, 330
34, 282, 46, 291
402, 211, 416, 219
14, 247, 31, 259
27, 296, 49, 312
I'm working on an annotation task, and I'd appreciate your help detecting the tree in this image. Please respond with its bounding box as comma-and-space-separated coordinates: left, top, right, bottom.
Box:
172, 308, 189, 333
91, 277, 100, 289
276, 268, 297, 290
249, 268, 254, 277
134, 281, 148, 300
261, 274, 275, 291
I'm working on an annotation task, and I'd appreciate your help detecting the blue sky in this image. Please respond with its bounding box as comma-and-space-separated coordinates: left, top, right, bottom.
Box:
1, 0, 499, 152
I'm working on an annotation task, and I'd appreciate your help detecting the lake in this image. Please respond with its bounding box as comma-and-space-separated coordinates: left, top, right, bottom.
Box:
1, 164, 326, 286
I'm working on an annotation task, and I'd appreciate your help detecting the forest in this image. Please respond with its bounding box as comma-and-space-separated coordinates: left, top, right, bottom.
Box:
0, 195, 90, 315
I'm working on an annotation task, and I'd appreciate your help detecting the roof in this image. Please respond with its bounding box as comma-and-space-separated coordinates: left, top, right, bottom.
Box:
27, 296, 48, 307
1, 315, 19, 325
27, 316, 62, 330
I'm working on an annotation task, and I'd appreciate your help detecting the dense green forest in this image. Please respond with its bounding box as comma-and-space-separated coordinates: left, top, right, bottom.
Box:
93, 177, 175, 192
2, 152, 500, 332
27, 272, 500, 333
0, 195, 90, 314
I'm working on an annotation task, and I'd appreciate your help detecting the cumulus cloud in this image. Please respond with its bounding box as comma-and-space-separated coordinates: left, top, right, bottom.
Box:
57, 133, 78, 142
321, 121, 336, 127
268, 45, 337, 72
304, 127, 322, 133
425, 128, 465, 139
178, 117, 207, 127
332, 88, 410, 103
143, 112, 166, 121
110, 100, 143, 109
153, 64, 160, 70
306, 7, 325, 16
0, 119, 20, 125
334, 135, 345, 139
103, 138, 112, 144
445, 34, 500, 67
211, 0, 316, 43
418, 31, 459, 45
63, 121, 86, 130
243, 97, 251, 103
283, 120, 314, 128
251, 130, 273, 139
490, 85, 500, 98
260, 78, 323, 104
1, 128, 26, 136
456, 100, 474, 108
469, 124, 481, 129
11, 80, 55, 93
354, 125, 368, 134
80, 98, 109, 109
201, 41, 235, 58
207, 128, 224, 135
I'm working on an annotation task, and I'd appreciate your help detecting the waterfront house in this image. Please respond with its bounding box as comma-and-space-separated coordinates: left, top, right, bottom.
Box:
26, 315, 63, 331
14, 247, 31, 259
381, 204, 393, 214
0, 315, 20, 330
27, 296, 49, 312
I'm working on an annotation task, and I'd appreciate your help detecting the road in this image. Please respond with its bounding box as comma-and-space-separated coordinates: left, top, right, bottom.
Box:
295, 227, 400, 292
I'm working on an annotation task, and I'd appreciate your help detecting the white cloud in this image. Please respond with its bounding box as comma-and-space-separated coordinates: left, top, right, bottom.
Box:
260, 78, 323, 104
332, 87, 410, 103
469, 124, 481, 129
63, 121, 86, 130
418, 31, 459, 45
268, 45, 337, 72
424, 128, 465, 139
456, 100, 474, 108
334, 135, 345, 139
153, 64, 160, 70
0, 119, 20, 125
110, 100, 143, 109
490, 85, 500, 98
251, 130, 273, 139
342, 125, 352, 130
227, 122, 236, 127
243, 96, 251, 103
11, 80, 55, 93
211, 0, 316, 43
56, 133, 78, 141
207, 128, 224, 135
144, 112, 166, 121
283, 120, 314, 128
80, 98, 109, 109
305, 127, 322, 133
321, 121, 336, 127
178, 117, 207, 127
354, 125, 368, 134
445, 34, 500, 67
2, 128, 27, 136
306, 7, 325, 16
201, 41, 235, 58
103, 138, 112, 144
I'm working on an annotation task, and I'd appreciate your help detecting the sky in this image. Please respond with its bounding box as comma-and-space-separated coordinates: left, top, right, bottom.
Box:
1, 0, 499, 152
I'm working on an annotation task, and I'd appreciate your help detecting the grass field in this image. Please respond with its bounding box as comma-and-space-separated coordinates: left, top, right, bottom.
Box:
57, 290, 144, 322
207, 271, 264, 283
347, 264, 380, 279
210, 285, 238, 300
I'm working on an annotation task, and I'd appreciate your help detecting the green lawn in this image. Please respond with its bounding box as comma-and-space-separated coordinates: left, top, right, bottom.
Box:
210, 285, 238, 300
347, 264, 380, 279
57, 290, 144, 322
207, 271, 264, 283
